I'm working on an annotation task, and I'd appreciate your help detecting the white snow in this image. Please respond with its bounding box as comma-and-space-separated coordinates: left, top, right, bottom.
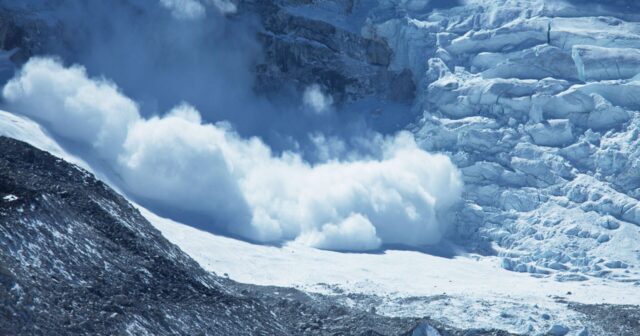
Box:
158, 0, 236, 20
143, 207, 640, 334
572, 45, 640, 82
3, 0, 637, 277
2, 194, 18, 202
0, 110, 89, 170
303, 84, 334, 115
3, 0, 640, 332
159, 0, 206, 20
349, 0, 640, 282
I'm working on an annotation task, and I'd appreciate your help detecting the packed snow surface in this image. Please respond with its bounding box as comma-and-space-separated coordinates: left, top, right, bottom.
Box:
145, 208, 640, 335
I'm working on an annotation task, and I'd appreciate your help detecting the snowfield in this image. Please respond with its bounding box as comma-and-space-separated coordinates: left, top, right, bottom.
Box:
144, 208, 639, 335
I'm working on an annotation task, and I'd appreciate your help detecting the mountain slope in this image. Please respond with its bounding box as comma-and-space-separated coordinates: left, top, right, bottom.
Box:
0, 136, 289, 335
1, 112, 639, 333
259, 0, 640, 281
0, 0, 639, 334
0, 135, 434, 335
2, 2, 639, 278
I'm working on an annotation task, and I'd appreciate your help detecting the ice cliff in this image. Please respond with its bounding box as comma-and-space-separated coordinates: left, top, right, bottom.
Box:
268, 0, 640, 282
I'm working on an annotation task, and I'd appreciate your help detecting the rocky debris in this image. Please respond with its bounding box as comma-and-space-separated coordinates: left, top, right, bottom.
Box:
398, 319, 516, 336
210, 278, 521, 336
568, 303, 640, 336
0, 136, 288, 335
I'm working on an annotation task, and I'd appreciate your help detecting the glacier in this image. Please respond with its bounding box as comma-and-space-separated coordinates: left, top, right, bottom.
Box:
0, 0, 638, 283
309, 0, 640, 284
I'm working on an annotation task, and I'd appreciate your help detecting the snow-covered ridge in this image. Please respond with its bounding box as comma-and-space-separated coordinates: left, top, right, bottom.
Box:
0, 110, 88, 169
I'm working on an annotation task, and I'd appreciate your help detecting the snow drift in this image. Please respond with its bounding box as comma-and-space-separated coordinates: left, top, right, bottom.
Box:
2, 57, 463, 251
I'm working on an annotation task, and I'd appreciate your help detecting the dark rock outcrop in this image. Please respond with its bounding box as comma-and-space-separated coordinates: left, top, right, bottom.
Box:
0, 136, 438, 335
245, 0, 415, 104
0, 1, 417, 106
0, 136, 290, 335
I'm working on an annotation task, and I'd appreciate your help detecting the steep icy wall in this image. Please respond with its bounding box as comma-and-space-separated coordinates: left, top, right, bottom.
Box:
262, 0, 640, 281
347, 0, 640, 281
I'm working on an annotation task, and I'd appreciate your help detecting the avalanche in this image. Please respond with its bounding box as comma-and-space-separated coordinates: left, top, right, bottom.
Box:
1, 58, 463, 251
1, 0, 640, 334
342, 0, 640, 282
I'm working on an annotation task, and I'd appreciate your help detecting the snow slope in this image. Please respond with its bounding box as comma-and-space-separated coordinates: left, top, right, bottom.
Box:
3, 0, 639, 280
0, 110, 88, 169
3, 0, 640, 333
145, 208, 639, 335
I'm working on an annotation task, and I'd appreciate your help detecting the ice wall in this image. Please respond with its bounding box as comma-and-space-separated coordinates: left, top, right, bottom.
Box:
308, 0, 640, 281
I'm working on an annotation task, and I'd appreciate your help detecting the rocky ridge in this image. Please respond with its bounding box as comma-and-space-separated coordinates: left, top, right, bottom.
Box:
1, 135, 518, 335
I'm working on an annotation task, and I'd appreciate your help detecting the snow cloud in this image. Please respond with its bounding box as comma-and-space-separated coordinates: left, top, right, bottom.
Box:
3, 58, 463, 251
207, 0, 237, 14
3, 0, 379, 157
159, 0, 237, 19
159, 0, 207, 20
303, 84, 334, 115
2, 58, 138, 160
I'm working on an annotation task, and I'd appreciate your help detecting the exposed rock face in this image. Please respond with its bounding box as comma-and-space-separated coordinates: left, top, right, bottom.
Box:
0, 136, 288, 335
244, 0, 415, 103
0, 10, 47, 64
0, 1, 417, 106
